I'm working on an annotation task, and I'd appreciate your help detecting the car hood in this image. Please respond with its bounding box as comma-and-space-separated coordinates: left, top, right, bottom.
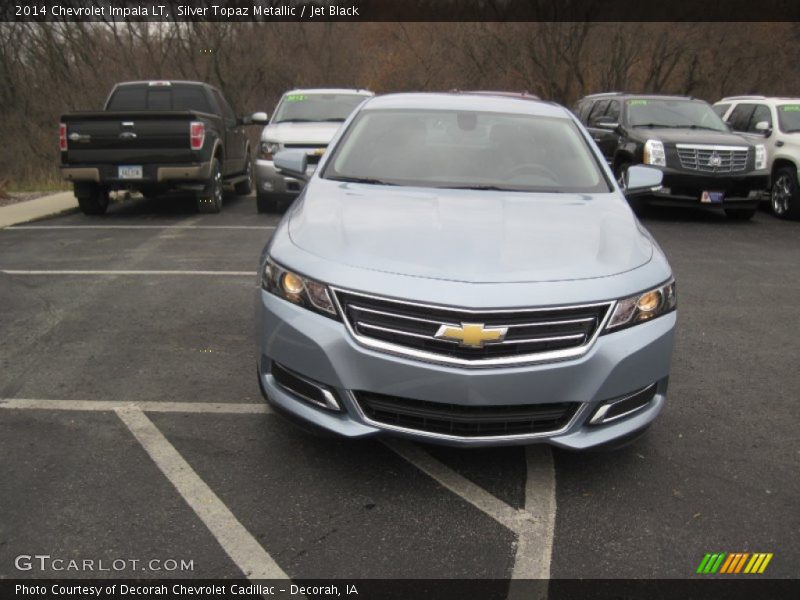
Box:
260, 121, 342, 145
286, 180, 653, 283
634, 127, 752, 146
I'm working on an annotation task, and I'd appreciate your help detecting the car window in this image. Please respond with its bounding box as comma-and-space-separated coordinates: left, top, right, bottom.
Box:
777, 104, 800, 133
746, 104, 772, 132
587, 100, 610, 125
605, 100, 621, 122
727, 103, 755, 132
626, 98, 729, 131
106, 85, 213, 113
272, 93, 367, 124
323, 109, 611, 194
712, 103, 731, 118
212, 90, 237, 125
575, 100, 593, 124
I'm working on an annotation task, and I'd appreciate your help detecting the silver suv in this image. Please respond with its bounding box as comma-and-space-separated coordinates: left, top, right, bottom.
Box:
714, 96, 800, 219
255, 88, 373, 213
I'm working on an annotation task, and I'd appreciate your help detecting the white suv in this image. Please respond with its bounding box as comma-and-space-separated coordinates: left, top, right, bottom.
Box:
713, 96, 800, 219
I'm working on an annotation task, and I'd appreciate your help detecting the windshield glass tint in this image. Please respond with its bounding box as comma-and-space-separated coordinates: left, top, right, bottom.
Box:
323, 109, 609, 193
778, 104, 800, 132
627, 99, 728, 131
273, 93, 366, 123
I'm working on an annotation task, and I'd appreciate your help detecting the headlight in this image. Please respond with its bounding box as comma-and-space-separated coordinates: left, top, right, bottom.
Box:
605, 279, 676, 332
261, 257, 338, 319
755, 144, 767, 170
643, 139, 666, 167
259, 141, 280, 161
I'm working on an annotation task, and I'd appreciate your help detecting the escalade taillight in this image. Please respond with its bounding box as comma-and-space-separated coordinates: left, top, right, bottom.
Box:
59, 123, 67, 151
190, 121, 205, 150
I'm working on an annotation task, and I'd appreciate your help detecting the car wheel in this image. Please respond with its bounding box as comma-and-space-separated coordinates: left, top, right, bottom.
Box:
771, 167, 800, 220
234, 153, 254, 196
197, 158, 223, 213
724, 207, 756, 221
256, 193, 279, 214
75, 184, 109, 215
616, 161, 647, 216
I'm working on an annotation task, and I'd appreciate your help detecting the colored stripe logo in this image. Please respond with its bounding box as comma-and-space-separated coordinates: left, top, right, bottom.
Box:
696, 552, 773, 574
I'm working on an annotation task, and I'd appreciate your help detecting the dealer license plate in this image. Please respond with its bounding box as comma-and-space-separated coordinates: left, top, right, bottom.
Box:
701, 190, 724, 204
118, 165, 143, 179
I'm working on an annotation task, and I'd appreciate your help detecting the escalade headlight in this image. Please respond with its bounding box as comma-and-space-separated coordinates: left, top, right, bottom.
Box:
262, 257, 338, 319
643, 139, 666, 167
259, 141, 280, 161
605, 279, 676, 332
755, 144, 767, 170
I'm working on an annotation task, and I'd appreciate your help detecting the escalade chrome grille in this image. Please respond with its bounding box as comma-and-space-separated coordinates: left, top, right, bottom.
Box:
676, 144, 748, 173
334, 289, 612, 366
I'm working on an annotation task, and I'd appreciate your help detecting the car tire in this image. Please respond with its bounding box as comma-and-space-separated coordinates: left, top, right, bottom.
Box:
75, 184, 109, 215
197, 158, 223, 213
616, 161, 648, 216
771, 166, 800, 220
234, 153, 254, 196
256, 193, 279, 214
724, 207, 756, 221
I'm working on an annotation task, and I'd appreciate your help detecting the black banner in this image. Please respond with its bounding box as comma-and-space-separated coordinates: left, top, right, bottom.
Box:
4, 579, 800, 600
3, 0, 800, 22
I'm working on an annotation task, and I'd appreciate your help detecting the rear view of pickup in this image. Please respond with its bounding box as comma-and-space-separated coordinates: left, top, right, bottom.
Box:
60, 80, 266, 214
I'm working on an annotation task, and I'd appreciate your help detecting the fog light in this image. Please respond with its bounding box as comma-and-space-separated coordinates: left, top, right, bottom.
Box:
589, 384, 657, 425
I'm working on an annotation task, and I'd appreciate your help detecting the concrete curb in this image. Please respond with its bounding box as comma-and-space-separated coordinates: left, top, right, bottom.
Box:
0, 192, 78, 228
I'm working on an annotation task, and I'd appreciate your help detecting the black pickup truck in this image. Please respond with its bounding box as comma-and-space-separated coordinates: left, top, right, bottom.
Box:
60, 80, 267, 214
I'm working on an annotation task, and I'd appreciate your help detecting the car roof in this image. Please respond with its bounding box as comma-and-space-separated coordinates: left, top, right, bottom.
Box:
282, 88, 374, 96
452, 90, 541, 100
115, 80, 212, 88
582, 92, 695, 101
717, 96, 800, 104
362, 92, 569, 118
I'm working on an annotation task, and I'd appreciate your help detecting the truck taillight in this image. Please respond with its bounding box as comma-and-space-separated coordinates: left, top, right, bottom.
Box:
59, 123, 67, 151
190, 121, 205, 150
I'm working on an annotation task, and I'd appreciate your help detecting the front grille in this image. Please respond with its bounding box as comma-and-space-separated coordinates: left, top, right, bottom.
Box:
334, 289, 611, 366
675, 145, 748, 173
354, 391, 579, 437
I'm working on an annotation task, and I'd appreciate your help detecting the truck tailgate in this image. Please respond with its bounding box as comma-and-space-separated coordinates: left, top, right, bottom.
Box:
61, 111, 205, 164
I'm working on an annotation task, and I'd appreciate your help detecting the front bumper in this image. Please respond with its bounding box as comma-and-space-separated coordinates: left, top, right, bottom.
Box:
256, 290, 676, 449
255, 158, 305, 198
652, 167, 769, 205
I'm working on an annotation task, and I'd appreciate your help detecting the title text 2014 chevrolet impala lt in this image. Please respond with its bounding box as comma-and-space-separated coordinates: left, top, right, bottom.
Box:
256, 93, 676, 449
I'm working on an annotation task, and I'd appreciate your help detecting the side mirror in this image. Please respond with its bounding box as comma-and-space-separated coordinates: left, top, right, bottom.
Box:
593, 116, 620, 131
754, 121, 772, 136
622, 165, 663, 198
239, 112, 269, 125
274, 150, 309, 182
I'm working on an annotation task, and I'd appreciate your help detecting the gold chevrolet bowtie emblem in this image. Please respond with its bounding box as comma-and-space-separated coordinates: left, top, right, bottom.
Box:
434, 322, 508, 348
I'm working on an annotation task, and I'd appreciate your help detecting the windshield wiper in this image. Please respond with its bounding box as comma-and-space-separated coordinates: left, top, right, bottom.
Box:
275, 118, 313, 123
440, 184, 541, 192
633, 123, 678, 128
675, 124, 723, 131
327, 175, 397, 185
320, 118, 346, 122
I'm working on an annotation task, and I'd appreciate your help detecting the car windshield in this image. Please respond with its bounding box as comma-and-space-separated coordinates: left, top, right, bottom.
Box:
777, 104, 800, 132
627, 99, 729, 132
272, 93, 367, 123
322, 109, 610, 193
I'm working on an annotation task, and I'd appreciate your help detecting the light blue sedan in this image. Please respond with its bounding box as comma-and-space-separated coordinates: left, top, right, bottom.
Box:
255, 92, 675, 449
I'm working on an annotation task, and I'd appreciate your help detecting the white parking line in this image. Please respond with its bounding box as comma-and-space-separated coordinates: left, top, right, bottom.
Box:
384, 439, 556, 591
5, 225, 276, 230
0, 398, 271, 414
511, 445, 556, 580
382, 439, 532, 533
115, 407, 290, 580
1, 269, 257, 276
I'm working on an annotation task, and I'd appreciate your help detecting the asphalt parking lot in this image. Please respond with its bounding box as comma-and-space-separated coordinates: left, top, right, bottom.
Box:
0, 193, 798, 589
